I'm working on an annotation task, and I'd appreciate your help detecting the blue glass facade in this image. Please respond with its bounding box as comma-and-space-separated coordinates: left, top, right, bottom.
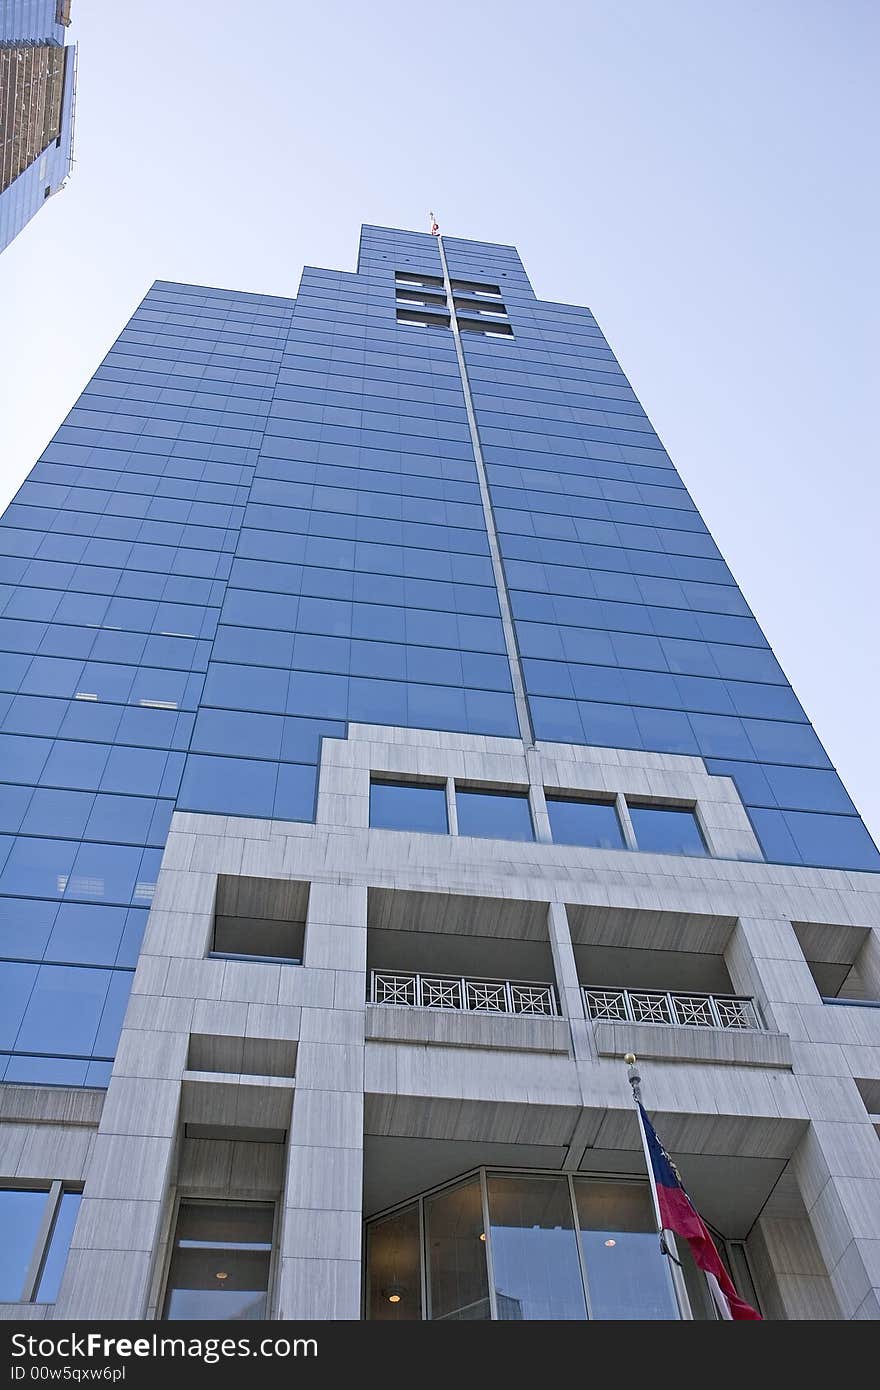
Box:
1, 223, 876, 1084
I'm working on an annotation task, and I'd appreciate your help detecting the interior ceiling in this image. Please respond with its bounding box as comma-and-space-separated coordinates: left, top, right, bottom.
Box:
565, 903, 737, 955
367, 887, 549, 940
363, 1134, 792, 1238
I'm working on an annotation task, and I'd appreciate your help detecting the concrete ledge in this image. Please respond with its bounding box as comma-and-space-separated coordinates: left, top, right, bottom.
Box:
0, 1084, 104, 1127
366, 1004, 571, 1054
593, 1019, 793, 1069
0, 1302, 51, 1321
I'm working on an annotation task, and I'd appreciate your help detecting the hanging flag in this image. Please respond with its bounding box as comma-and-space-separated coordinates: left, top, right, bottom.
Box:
429, 211, 439, 236
637, 1101, 762, 1320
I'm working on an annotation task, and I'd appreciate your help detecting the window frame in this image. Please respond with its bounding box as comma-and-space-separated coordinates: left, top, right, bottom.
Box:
361, 1164, 745, 1321
159, 1194, 280, 1322
0, 1181, 82, 1304
369, 776, 450, 836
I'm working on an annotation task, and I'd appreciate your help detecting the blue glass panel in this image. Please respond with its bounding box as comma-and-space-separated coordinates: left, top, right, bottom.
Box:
0, 898, 58, 959
456, 788, 534, 841
273, 762, 317, 822
44, 904, 128, 967
369, 780, 448, 834
36, 1192, 83, 1303
14, 964, 111, 1054
547, 797, 625, 850
178, 754, 277, 818
628, 805, 706, 857
0, 1189, 47, 1301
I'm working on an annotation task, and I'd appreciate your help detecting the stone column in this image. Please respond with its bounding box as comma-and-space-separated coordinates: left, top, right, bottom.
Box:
274, 881, 367, 1320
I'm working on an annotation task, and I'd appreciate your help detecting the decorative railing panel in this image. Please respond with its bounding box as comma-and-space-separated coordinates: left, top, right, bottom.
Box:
584, 987, 760, 1031
371, 971, 557, 1017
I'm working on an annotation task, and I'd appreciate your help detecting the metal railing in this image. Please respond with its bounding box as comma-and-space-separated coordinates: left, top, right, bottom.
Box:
583, 986, 760, 1031
370, 970, 557, 1016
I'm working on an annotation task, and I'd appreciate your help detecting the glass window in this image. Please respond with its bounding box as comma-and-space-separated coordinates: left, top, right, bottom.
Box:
0, 1188, 47, 1300
162, 1201, 274, 1320
574, 1179, 678, 1320
628, 804, 707, 856
35, 1191, 82, 1303
486, 1174, 586, 1320
366, 1204, 421, 1321
546, 796, 625, 850
456, 788, 533, 842
425, 1178, 489, 1321
369, 780, 448, 834
14, 964, 111, 1055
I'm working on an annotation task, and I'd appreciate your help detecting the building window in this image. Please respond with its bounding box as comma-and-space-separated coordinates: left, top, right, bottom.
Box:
546, 796, 625, 850
370, 779, 448, 834
455, 787, 534, 842
395, 307, 450, 330
0, 1185, 81, 1304
627, 804, 707, 856
573, 1178, 679, 1320
457, 317, 514, 337
366, 1203, 421, 1320
365, 1168, 694, 1320
425, 1178, 490, 1320
162, 1201, 274, 1320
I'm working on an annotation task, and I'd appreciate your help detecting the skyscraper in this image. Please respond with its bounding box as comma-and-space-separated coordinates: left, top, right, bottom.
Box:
0, 1, 76, 254
1, 225, 879, 1322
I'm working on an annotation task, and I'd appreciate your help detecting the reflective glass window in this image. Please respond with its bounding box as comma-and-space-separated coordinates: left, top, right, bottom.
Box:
162, 1201, 274, 1321
13, 964, 111, 1054
425, 1178, 489, 1321
35, 1192, 82, 1303
574, 1179, 678, 1320
0, 1189, 47, 1300
628, 804, 707, 856
366, 1204, 421, 1321
369, 780, 448, 834
486, 1173, 587, 1320
546, 796, 625, 850
456, 788, 533, 842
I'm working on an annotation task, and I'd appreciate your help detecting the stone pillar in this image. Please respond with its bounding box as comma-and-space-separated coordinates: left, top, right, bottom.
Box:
274, 882, 367, 1320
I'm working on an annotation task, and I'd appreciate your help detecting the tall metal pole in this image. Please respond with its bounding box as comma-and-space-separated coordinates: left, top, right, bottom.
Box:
625, 1053, 693, 1320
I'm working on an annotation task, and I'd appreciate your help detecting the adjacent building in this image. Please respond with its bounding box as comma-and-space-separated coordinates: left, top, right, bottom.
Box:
0, 1, 76, 254
1, 225, 879, 1322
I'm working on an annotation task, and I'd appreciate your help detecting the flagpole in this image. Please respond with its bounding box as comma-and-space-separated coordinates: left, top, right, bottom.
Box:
625, 1053, 693, 1320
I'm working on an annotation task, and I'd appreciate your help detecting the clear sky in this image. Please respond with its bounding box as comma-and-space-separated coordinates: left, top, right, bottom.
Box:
1, 0, 878, 843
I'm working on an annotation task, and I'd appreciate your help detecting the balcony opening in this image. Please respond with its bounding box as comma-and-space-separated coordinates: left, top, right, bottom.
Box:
791, 920, 878, 1004
566, 903, 760, 1030
367, 887, 557, 1016
211, 874, 308, 963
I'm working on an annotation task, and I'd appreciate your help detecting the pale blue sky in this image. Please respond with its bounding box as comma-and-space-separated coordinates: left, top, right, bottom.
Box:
1, 0, 878, 841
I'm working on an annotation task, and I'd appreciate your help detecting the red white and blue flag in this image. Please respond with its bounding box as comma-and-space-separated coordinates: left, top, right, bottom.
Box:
638, 1102, 762, 1320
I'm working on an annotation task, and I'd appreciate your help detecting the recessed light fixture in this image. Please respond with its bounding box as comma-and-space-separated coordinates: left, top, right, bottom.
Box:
604, 1239, 616, 1248
215, 1271, 229, 1281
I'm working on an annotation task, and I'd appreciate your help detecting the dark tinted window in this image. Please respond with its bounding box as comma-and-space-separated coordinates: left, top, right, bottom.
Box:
456, 788, 534, 842
628, 805, 707, 856
547, 796, 625, 850
370, 780, 448, 834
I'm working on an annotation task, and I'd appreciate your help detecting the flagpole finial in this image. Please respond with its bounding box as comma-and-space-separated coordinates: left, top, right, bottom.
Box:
625, 1053, 642, 1103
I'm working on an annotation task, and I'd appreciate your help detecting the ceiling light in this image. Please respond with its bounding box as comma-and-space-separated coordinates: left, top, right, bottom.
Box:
215, 1271, 229, 1281
604, 1239, 616, 1248
384, 1283, 405, 1304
